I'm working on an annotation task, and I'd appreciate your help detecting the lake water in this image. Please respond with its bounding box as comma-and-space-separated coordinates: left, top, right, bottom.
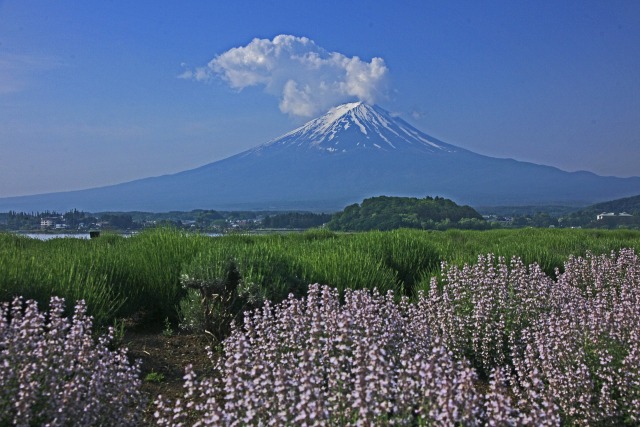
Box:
15, 232, 222, 240
18, 233, 91, 240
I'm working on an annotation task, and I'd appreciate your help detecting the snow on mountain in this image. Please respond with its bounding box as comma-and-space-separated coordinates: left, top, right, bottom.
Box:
249, 102, 458, 154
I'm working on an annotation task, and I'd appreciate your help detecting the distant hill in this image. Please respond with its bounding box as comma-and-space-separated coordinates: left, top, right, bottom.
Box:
561, 194, 640, 228
327, 196, 487, 231
475, 205, 579, 217
586, 194, 640, 214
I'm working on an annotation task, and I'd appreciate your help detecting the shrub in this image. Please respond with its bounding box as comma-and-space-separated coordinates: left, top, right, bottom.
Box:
422, 249, 640, 425
512, 249, 640, 425
156, 284, 485, 425
421, 254, 559, 376
0, 296, 144, 426
159, 249, 640, 426
157, 283, 568, 425
177, 288, 206, 333
179, 259, 259, 341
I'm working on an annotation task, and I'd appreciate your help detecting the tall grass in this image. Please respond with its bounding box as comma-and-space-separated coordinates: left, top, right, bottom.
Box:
1, 228, 638, 326
0, 234, 124, 326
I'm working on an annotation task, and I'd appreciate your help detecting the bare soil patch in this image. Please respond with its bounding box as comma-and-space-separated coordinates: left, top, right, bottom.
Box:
123, 326, 214, 425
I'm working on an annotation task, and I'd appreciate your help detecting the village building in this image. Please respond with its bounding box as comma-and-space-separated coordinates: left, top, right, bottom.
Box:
597, 212, 633, 220
596, 212, 636, 226
40, 217, 59, 229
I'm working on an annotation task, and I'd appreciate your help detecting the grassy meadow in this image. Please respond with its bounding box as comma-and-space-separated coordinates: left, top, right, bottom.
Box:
2, 227, 639, 327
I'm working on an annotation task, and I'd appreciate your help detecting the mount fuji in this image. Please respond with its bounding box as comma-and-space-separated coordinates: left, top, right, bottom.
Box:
1, 102, 639, 212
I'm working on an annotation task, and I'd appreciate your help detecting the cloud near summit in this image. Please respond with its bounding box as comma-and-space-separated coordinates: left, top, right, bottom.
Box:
180, 35, 389, 117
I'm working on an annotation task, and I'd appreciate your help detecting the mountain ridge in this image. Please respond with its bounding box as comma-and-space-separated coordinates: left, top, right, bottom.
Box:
1, 103, 639, 212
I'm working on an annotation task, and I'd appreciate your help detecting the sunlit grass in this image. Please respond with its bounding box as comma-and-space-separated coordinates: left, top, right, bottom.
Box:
1, 227, 638, 326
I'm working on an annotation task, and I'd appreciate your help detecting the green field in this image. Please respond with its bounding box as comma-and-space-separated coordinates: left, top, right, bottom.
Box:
1, 227, 639, 326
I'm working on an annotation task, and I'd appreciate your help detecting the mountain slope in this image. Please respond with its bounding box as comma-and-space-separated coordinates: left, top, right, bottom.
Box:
1, 103, 639, 212
585, 194, 640, 214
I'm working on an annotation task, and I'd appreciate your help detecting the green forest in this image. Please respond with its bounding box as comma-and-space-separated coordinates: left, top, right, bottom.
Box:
328, 196, 488, 231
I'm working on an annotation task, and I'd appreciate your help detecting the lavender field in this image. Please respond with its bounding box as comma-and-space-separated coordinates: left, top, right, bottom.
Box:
156, 250, 640, 426
1, 229, 640, 425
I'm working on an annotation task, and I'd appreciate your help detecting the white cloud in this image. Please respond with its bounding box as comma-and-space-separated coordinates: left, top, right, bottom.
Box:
182, 35, 389, 117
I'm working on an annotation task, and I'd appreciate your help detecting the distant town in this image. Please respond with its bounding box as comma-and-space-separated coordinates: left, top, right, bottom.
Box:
1, 194, 639, 234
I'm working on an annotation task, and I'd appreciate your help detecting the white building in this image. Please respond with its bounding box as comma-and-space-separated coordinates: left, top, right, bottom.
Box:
597, 212, 634, 220
40, 217, 57, 228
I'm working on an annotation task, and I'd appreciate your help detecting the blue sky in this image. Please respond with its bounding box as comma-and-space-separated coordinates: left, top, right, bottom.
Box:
1, 0, 639, 198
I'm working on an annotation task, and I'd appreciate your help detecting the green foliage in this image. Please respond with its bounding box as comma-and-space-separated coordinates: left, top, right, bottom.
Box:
328, 196, 486, 231
178, 289, 206, 333
179, 259, 254, 341
2, 227, 640, 330
262, 212, 332, 229
99, 213, 137, 230
144, 371, 165, 383
110, 318, 127, 349
162, 317, 174, 337
0, 233, 124, 326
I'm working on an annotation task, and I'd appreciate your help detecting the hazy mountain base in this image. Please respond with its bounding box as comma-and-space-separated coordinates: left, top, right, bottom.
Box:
1, 103, 639, 212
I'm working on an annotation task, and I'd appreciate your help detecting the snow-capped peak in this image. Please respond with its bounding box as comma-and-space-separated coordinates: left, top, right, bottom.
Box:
253, 102, 457, 154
